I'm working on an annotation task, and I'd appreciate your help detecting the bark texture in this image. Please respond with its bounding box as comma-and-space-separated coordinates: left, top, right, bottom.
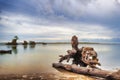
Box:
53, 63, 120, 80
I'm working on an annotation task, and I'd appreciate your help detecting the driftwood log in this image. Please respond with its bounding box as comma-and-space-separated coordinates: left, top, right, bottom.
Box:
53, 63, 120, 80
55, 35, 120, 79
0, 50, 12, 54
59, 35, 100, 68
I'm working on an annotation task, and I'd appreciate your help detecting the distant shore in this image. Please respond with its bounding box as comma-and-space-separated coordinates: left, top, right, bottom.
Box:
0, 42, 120, 45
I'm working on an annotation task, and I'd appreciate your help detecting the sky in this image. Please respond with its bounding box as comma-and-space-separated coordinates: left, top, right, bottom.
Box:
0, 0, 120, 42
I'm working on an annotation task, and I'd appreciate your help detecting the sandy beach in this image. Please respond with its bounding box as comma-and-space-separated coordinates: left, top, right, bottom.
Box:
0, 72, 103, 80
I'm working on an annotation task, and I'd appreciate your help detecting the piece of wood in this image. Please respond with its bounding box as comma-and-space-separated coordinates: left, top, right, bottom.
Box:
59, 35, 101, 68
0, 50, 12, 54
59, 35, 87, 67
52, 63, 120, 80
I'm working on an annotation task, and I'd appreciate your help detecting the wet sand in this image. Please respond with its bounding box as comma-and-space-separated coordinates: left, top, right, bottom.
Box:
0, 70, 105, 80
0, 73, 101, 80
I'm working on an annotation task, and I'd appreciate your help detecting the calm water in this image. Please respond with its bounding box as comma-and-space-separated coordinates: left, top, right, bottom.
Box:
0, 44, 120, 74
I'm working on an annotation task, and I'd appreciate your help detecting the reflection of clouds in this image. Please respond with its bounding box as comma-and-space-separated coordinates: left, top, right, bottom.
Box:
79, 44, 120, 70
94, 46, 111, 52
0, 44, 120, 74
94, 44, 120, 70
79, 44, 112, 52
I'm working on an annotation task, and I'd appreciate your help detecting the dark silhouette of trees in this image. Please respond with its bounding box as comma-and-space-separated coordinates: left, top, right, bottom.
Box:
23, 40, 28, 45
11, 36, 19, 45
6, 36, 19, 45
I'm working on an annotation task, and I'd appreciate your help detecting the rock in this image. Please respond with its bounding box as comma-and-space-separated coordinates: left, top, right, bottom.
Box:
22, 75, 27, 78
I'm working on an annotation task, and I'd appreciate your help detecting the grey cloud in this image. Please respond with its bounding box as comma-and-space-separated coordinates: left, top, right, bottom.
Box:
1, 0, 120, 23
0, 0, 120, 42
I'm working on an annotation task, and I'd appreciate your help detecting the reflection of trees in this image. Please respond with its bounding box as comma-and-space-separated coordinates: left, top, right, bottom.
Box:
6, 45, 18, 54
29, 45, 36, 49
23, 45, 28, 50
23, 41, 28, 50
29, 41, 36, 49
12, 45, 18, 54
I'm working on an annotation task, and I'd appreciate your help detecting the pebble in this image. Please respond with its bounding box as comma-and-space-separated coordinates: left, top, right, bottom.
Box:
22, 75, 27, 78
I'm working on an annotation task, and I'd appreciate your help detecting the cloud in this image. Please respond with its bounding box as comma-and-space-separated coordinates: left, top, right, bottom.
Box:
0, 14, 76, 35
0, 0, 120, 42
28, 0, 120, 18
1, 0, 120, 17
0, 13, 114, 42
85, 0, 119, 17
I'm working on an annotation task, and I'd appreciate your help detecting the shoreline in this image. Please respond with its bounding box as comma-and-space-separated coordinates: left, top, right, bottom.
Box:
0, 42, 120, 45
0, 72, 97, 80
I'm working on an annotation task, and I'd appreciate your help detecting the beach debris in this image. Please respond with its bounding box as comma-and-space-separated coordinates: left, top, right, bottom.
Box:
22, 75, 28, 78
54, 35, 120, 79
53, 63, 120, 80
59, 35, 101, 68
0, 50, 12, 54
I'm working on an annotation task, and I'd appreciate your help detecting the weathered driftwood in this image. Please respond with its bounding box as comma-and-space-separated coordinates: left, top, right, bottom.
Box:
81, 47, 101, 68
59, 35, 87, 67
59, 35, 101, 68
53, 63, 120, 80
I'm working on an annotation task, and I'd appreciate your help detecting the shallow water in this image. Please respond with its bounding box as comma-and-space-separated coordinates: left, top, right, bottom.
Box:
0, 44, 120, 79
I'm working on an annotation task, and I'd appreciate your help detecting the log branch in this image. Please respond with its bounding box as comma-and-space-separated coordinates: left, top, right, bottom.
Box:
53, 63, 120, 80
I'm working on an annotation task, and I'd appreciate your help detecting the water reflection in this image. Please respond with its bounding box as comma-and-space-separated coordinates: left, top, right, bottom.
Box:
12, 45, 17, 54
6, 45, 11, 49
29, 44, 36, 49
5, 45, 18, 54
23, 45, 28, 50
0, 44, 119, 75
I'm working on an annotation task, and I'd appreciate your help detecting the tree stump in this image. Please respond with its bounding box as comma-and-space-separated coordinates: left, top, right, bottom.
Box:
59, 35, 100, 68
55, 35, 120, 79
